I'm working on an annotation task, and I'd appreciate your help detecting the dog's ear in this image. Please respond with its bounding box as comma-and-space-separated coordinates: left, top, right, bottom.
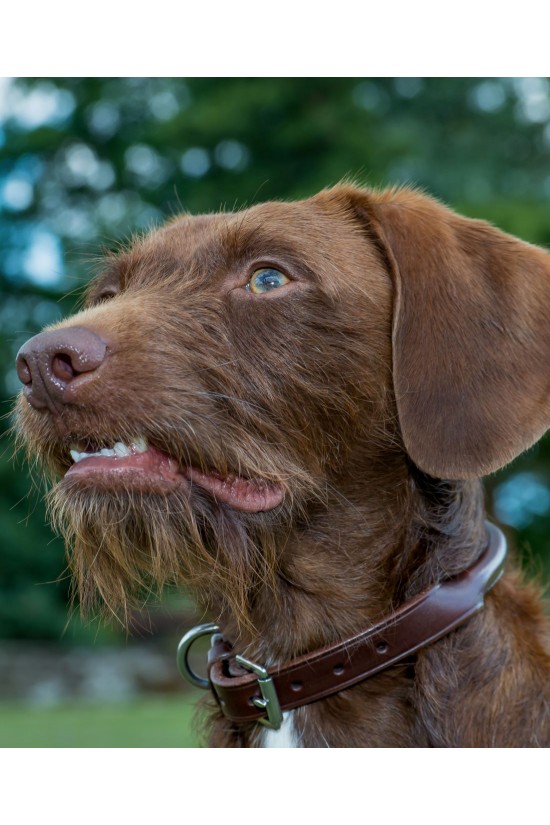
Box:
325, 185, 550, 479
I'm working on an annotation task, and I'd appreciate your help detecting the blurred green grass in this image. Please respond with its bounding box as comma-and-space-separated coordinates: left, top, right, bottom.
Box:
0, 695, 202, 747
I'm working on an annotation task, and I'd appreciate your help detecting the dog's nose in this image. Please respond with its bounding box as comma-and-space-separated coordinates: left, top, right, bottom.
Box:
16, 327, 107, 410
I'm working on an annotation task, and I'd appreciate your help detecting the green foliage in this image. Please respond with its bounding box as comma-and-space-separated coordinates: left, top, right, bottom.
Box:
1, 78, 549, 642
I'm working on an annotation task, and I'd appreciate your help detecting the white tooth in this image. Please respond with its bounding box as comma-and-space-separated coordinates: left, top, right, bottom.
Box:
114, 442, 131, 457
70, 449, 80, 463
100, 448, 116, 457
132, 436, 148, 453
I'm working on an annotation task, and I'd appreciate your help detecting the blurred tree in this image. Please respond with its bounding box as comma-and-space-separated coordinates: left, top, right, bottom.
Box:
1, 77, 549, 641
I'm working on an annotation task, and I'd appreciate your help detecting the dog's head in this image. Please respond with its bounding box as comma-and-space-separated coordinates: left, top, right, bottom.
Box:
15, 185, 550, 623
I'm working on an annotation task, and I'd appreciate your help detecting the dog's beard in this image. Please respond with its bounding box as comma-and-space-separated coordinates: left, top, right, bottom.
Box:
15, 397, 319, 634
47, 477, 283, 630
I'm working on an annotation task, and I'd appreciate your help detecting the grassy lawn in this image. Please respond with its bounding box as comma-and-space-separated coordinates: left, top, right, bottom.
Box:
0, 695, 203, 747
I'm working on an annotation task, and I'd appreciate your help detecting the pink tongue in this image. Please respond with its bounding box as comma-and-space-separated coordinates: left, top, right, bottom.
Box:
185, 467, 284, 513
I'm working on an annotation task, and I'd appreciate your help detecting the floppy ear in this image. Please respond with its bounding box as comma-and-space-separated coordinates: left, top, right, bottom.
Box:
342, 186, 550, 479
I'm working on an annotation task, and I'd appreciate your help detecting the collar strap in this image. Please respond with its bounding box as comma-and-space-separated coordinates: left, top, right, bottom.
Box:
178, 521, 507, 730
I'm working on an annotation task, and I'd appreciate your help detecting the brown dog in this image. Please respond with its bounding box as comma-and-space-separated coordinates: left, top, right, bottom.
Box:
15, 185, 550, 747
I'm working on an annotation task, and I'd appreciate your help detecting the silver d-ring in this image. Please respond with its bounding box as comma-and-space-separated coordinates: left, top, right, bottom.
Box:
176, 623, 220, 689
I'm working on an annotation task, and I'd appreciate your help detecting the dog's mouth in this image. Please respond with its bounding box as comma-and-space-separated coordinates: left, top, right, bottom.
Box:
65, 435, 284, 513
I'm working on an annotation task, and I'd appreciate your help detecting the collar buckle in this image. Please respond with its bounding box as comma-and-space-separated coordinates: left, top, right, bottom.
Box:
234, 654, 283, 730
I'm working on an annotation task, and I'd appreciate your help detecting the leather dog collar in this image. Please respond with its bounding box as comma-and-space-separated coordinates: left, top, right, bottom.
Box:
177, 521, 507, 730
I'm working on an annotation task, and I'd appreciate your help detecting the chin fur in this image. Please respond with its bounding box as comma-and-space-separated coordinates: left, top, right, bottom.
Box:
47, 473, 297, 630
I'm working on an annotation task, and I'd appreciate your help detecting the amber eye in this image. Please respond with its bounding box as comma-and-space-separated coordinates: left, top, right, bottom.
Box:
246, 268, 290, 295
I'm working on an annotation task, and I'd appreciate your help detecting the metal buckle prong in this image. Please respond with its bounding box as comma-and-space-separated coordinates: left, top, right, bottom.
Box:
235, 654, 283, 731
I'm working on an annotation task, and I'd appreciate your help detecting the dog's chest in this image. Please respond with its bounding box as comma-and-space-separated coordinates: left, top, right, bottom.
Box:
261, 711, 299, 748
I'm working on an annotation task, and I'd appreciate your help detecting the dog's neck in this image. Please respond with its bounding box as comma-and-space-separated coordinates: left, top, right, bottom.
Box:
219, 456, 486, 659
204, 454, 488, 745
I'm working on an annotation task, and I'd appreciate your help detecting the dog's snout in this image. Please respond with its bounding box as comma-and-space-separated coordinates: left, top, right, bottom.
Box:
16, 327, 107, 410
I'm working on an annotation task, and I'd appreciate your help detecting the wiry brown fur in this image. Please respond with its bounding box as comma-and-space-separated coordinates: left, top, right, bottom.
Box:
15, 185, 550, 747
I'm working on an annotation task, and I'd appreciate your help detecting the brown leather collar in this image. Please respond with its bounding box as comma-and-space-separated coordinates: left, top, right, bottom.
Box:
179, 522, 507, 730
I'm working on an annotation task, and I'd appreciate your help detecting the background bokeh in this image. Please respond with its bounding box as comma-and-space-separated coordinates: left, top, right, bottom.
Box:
1, 77, 549, 746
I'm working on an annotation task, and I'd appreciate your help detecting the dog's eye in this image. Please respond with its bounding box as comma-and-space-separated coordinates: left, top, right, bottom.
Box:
92, 288, 118, 305
246, 268, 289, 295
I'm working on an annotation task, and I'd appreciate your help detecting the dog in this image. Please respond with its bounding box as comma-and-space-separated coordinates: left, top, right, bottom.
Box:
15, 184, 550, 747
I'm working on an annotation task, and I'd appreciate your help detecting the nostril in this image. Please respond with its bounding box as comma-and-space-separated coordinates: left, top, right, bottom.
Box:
17, 356, 32, 386
52, 353, 78, 383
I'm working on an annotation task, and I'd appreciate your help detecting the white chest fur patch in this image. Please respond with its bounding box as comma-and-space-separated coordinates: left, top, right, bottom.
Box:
261, 711, 299, 748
